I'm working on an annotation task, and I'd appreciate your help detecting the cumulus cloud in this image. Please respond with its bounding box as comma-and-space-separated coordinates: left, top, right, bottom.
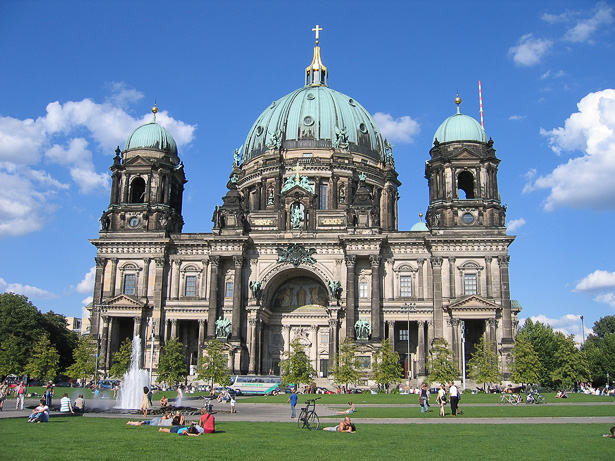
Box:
0, 82, 196, 237
373, 113, 420, 143
563, 1, 614, 43
0, 277, 57, 300
524, 89, 615, 211
508, 34, 553, 67
506, 218, 526, 233
74, 267, 96, 294
520, 314, 588, 344
574, 270, 615, 309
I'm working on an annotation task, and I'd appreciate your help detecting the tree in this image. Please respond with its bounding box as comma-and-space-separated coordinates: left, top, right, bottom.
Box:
157, 337, 188, 386
371, 339, 403, 393
279, 338, 315, 391
66, 336, 97, 384
591, 315, 615, 338
583, 316, 615, 387
467, 336, 501, 390
426, 338, 459, 384
331, 339, 361, 389
24, 334, 59, 381
197, 338, 230, 387
41, 310, 79, 370
551, 334, 591, 390
517, 319, 562, 388
109, 337, 133, 379
0, 334, 25, 376
509, 336, 544, 386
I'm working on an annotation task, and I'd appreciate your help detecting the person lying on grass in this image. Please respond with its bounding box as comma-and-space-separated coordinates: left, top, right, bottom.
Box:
336, 402, 355, 415
603, 426, 615, 438
322, 416, 356, 432
159, 424, 203, 436
126, 411, 173, 426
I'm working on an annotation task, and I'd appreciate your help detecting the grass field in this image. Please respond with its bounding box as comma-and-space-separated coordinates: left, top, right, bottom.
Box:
3, 418, 615, 460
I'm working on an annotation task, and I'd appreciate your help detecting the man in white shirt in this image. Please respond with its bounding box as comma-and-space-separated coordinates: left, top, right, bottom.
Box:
449, 381, 459, 416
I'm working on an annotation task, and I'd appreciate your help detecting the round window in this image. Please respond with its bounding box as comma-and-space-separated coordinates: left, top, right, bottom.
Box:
349, 98, 356, 106
359, 123, 368, 134
303, 116, 314, 126
256, 126, 264, 136
307, 93, 315, 100
462, 213, 475, 224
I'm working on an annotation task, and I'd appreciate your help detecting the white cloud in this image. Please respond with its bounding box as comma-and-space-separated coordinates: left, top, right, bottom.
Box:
594, 292, 615, 307
373, 113, 420, 143
509, 115, 526, 121
0, 277, 57, 300
506, 218, 526, 232
520, 314, 588, 345
563, 1, 614, 43
575, 270, 615, 292
0, 83, 196, 237
540, 70, 565, 80
508, 34, 553, 67
75, 267, 96, 294
526, 89, 615, 211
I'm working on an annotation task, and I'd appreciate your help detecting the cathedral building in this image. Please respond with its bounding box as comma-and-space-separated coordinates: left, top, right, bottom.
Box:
90, 28, 520, 384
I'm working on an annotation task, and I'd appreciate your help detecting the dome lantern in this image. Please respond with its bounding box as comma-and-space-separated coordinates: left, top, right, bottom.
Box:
305, 24, 328, 87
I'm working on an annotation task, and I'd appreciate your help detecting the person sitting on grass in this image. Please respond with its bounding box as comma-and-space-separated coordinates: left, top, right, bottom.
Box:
336, 402, 355, 415
126, 411, 173, 426
172, 411, 185, 426
27, 399, 50, 423
159, 395, 168, 407
74, 394, 85, 412
159, 424, 202, 436
60, 393, 74, 414
323, 416, 356, 432
199, 407, 216, 433
603, 427, 615, 438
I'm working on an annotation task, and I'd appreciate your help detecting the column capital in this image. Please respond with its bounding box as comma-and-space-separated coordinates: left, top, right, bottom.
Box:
498, 255, 510, 267
430, 256, 443, 268
95, 257, 106, 267
210, 255, 220, 267
345, 255, 356, 267
369, 255, 381, 267
233, 255, 244, 267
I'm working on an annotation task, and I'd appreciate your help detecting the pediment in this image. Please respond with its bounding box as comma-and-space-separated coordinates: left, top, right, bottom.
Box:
282, 184, 314, 197
450, 149, 480, 160
105, 294, 147, 309
123, 156, 154, 167
445, 295, 500, 312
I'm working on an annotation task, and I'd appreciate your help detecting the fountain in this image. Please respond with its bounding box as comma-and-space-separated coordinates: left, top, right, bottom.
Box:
117, 335, 149, 409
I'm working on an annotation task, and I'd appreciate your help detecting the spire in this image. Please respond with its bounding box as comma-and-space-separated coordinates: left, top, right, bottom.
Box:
305, 24, 328, 86
454, 94, 462, 114
152, 103, 158, 123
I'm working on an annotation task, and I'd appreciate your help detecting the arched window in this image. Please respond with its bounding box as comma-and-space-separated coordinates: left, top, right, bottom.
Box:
130, 177, 146, 203
457, 171, 475, 199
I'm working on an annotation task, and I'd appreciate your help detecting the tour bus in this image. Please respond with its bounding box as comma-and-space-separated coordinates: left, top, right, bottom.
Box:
229, 375, 282, 395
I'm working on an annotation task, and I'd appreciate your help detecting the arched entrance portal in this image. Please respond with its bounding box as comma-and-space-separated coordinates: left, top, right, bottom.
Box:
262, 275, 333, 377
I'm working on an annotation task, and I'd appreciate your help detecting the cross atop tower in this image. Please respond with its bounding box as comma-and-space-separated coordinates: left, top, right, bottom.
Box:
312, 24, 323, 44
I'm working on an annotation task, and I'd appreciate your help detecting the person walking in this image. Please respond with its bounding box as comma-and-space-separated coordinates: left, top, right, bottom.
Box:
287, 389, 298, 418
449, 381, 460, 416
15, 381, 26, 410
436, 384, 447, 417
419, 383, 430, 413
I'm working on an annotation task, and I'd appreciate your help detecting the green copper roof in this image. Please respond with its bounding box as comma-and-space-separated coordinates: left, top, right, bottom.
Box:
243, 85, 384, 162
410, 221, 429, 232
125, 122, 178, 156
433, 112, 487, 144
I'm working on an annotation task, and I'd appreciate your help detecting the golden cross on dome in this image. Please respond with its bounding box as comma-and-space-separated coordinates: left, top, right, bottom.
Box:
293, 161, 303, 181
312, 24, 323, 44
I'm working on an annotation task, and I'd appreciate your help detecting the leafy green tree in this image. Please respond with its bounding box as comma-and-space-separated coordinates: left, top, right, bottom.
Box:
157, 337, 188, 386
331, 339, 361, 388
426, 338, 459, 384
41, 311, 79, 370
197, 338, 230, 387
591, 316, 615, 338
24, 334, 59, 381
509, 336, 544, 385
0, 334, 25, 376
109, 337, 133, 379
66, 336, 97, 383
517, 319, 563, 388
371, 338, 403, 393
551, 334, 591, 390
467, 336, 501, 390
279, 338, 315, 391
583, 316, 615, 387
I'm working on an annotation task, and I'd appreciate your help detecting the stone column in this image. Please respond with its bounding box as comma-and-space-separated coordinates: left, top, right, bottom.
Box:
417, 320, 426, 375
387, 320, 395, 345
485, 256, 492, 298
231, 255, 244, 341
449, 319, 460, 365
328, 318, 338, 366
448, 257, 456, 299
109, 258, 118, 296
153, 258, 166, 341
311, 325, 319, 375
498, 255, 513, 341
283, 325, 291, 355
417, 259, 425, 299
142, 258, 151, 299
248, 318, 257, 374
133, 316, 142, 338
100, 315, 110, 374
170, 319, 178, 339
487, 318, 497, 346
200, 259, 209, 299
171, 260, 180, 300
207, 256, 220, 338
345, 255, 356, 339
431, 257, 444, 339
197, 319, 205, 359
94, 257, 106, 304
370, 255, 382, 341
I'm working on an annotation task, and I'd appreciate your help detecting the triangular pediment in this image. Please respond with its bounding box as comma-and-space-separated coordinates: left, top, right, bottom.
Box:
450, 148, 481, 160
123, 156, 154, 167
446, 295, 500, 312
283, 184, 314, 197
105, 294, 146, 309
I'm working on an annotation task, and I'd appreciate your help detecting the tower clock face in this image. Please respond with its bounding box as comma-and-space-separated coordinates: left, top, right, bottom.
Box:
462, 213, 475, 224
128, 216, 140, 227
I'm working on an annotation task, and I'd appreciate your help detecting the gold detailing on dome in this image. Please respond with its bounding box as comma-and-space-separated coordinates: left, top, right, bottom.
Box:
455, 94, 462, 114
306, 24, 328, 86
152, 103, 158, 122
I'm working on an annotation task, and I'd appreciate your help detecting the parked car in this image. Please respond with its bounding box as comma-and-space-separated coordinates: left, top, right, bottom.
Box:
99, 379, 120, 389
315, 387, 334, 394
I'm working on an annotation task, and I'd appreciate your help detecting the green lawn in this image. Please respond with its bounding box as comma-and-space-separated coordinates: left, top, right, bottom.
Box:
2, 418, 615, 460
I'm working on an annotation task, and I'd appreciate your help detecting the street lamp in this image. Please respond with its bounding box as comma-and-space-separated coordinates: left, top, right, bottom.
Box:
580, 315, 585, 346
149, 320, 156, 386
461, 320, 466, 392
402, 303, 416, 383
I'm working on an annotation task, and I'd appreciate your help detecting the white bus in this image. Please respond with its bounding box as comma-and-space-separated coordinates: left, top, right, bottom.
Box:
230, 375, 282, 395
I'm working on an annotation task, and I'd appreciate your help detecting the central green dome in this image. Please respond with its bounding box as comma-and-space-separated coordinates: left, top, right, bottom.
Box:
243, 85, 385, 162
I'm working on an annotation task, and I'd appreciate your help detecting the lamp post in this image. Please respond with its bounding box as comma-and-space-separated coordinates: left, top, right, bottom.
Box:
402, 303, 416, 383
580, 315, 585, 346
149, 320, 156, 386
461, 320, 466, 392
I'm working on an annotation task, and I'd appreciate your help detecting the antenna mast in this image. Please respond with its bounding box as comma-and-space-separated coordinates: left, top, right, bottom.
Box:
478, 80, 484, 129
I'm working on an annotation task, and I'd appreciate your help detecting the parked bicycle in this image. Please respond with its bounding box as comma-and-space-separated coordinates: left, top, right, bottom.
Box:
297, 397, 320, 430
526, 392, 546, 404
203, 398, 215, 414
498, 393, 522, 405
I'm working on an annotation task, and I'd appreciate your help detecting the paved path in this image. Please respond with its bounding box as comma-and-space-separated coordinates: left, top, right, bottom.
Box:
1, 397, 613, 426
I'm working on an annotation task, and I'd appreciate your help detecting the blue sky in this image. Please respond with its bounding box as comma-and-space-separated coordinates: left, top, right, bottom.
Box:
1, 1, 614, 342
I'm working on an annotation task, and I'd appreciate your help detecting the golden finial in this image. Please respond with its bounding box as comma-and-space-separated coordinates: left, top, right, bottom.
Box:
419, 212, 424, 219
152, 103, 158, 122
312, 24, 323, 45
455, 94, 462, 114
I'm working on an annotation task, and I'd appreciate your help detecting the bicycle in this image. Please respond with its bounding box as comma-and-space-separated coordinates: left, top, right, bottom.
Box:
297, 397, 320, 430
526, 392, 546, 404
498, 393, 521, 405
203, 398, 215, 414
